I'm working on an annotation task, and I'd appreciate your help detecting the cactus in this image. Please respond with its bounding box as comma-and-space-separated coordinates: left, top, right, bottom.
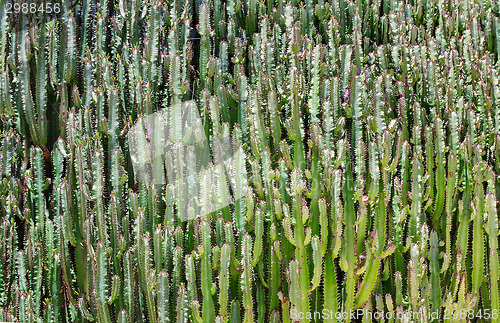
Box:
343, 150, 356, 322
1, 0, 500, 322
241, 233, 254, 323
199, 219, 215, 322
487, 192, 499, 322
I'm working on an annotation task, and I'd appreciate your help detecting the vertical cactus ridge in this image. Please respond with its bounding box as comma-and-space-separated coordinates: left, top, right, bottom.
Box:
343, 149, 356, 322
487, 192, 500, 322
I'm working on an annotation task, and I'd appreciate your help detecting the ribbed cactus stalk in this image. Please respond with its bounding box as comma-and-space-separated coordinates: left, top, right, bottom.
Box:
96, 242, 112, 323
200, 219, 215, 322
219, 243, 230, 319
343, 150, 356, 322
471, 170, 485, 296
487, 192, 499, 322
241, 233, 254, 323
354, 233, 382, 309
429, 231, 441, 314
31, 147, 46, 234
157, 271, 170, 323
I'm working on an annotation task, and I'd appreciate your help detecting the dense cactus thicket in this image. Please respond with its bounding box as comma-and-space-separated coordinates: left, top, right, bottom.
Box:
2, 0, 500, 321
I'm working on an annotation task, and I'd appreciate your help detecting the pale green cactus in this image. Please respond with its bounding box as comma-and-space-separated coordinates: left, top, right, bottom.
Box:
487, 192, 499, 322
96, 242, 112, 323
241, 233, 254, 323
343, 150, 356, 322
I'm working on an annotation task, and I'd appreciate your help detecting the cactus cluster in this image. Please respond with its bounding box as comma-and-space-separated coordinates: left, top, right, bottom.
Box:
1, 0, 500, 322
